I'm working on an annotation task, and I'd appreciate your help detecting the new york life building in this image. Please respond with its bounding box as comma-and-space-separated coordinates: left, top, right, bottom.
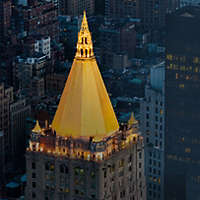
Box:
25, 12, 146, 200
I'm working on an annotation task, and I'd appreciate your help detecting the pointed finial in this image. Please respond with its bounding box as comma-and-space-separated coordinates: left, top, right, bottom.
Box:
32, 120, 42, 133
75, 11, 94, 59
128, 112, 137, 127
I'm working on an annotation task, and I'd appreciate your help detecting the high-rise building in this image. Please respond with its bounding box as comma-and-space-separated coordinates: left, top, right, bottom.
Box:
0, 83, 13, 153
168, 0, 180, 12
165, 6, 200, 200
25, 12, 146, 200
10, 98, 31, 158
13, 0, 59, 41
64, 0, 95, 16
137, 0, 167, 29
0, 131, 5, 184
99, 20, 137, 67
105, 0, 138, 19
140, 65, 165, 200
0, 0, 12, 41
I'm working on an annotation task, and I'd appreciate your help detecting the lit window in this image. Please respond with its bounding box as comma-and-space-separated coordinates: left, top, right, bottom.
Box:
186, 75, 190, 80
185, 148, 191, 153
179, 84, 184, 89
194, 67, 199, 73
119, 159, 124, 168
193, 57, 199, 64
180, 66, 186, 71
166, 54, 173, 60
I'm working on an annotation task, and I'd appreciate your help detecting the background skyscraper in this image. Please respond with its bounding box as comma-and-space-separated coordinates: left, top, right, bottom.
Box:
165, 6, 200, 200
140, 64, 165, 200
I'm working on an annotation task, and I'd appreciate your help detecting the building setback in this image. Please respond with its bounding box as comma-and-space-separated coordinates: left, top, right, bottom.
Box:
25, 12, 146, 200
165, 6, 200, 200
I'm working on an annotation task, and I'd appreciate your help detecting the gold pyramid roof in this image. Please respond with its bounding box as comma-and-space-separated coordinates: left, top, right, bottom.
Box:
52, 11, 119, 141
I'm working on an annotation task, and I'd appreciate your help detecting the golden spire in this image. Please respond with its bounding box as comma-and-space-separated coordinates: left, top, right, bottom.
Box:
52, 11, 119, 141
128, 112, 137, 127
75, 11, 94, 59
32, 120, 42, 133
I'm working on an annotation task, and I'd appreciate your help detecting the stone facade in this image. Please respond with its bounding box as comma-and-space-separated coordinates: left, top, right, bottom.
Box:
25, 123, 146, 200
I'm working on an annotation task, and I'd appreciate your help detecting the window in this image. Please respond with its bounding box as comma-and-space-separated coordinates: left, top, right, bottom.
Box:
32, 162, 36, 169
129, 155, 132, 162
32, 192, 36, 198
179, 84, 184, 89
91, 171, 95, 178
60, 165, 68, 174
139, 152, 142, 159
139, 162, 141, 168
32, 173, 36, 178
166, 54, 173, 60
185, 148, 191, 153
32, 182, 36, 188
119, 159, 124, 168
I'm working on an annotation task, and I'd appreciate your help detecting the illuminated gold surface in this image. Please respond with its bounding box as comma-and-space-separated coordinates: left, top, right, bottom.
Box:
52, 12, 119, 140
128, 112, 137, 126
75, 11, 94, 59
32, 120, 42, 133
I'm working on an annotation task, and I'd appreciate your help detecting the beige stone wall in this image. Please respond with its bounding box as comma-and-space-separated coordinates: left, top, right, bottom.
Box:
25, 138, 146, 200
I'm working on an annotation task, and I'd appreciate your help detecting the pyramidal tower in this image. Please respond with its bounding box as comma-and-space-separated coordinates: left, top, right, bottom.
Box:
25, 12, 145, 200
52, 11, 119, 141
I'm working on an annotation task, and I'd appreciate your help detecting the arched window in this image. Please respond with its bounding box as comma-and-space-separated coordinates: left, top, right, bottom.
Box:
89, 49, 91, 56
81, 49, 83, 56
81, 38, 84, 44
85, 49, 88, 57
85, 38, 87, 44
